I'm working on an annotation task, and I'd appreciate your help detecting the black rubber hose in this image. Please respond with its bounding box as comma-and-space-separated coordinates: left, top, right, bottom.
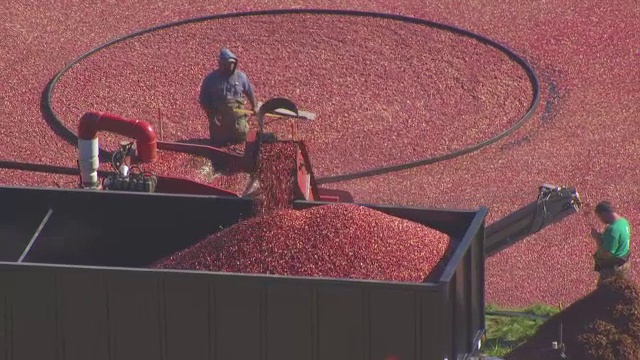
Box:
485, 310, 551, 321
39, 9, 540, 183
0, 160, 115, 177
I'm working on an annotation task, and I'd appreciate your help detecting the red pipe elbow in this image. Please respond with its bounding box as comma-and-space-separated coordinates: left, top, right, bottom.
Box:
78, 112, 157, 162
77, 112, 102, 140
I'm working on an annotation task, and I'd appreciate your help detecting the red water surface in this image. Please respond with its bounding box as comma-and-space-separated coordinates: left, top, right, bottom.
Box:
1, 0, 638, 307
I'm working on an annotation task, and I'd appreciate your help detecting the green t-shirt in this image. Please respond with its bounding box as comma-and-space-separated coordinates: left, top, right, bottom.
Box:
602, 218, 631, 258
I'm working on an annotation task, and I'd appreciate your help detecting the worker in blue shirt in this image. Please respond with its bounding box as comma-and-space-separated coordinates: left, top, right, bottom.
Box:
199, 48, 258, 146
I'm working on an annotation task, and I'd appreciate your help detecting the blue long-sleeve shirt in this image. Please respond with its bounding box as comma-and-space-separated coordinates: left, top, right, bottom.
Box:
199, 48, 255, 110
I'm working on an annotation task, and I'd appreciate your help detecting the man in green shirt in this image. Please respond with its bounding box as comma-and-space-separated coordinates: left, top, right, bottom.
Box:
591, 201, 631, 282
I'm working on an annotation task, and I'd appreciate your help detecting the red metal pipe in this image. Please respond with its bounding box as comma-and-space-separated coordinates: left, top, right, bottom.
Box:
78, 112, 157, 162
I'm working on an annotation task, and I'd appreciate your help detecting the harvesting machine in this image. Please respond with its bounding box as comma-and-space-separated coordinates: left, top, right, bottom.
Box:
0, 97, 581, 360
75, 98, 352, 202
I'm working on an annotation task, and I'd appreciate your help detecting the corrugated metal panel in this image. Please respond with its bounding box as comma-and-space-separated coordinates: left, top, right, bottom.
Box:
0, 268, 7, 360
1, 264, 449, 360
5, 267, 59, 360
58, 271, 110, 360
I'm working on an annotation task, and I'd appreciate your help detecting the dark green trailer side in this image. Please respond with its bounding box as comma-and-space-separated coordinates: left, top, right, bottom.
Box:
0, 186, 487, 360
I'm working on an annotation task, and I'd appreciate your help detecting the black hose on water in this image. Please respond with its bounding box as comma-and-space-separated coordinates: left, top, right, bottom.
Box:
34, 9, 540, 184
485, 310, 551, 321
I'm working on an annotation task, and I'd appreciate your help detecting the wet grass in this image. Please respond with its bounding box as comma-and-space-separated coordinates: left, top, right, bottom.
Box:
482, 303, 560, 358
